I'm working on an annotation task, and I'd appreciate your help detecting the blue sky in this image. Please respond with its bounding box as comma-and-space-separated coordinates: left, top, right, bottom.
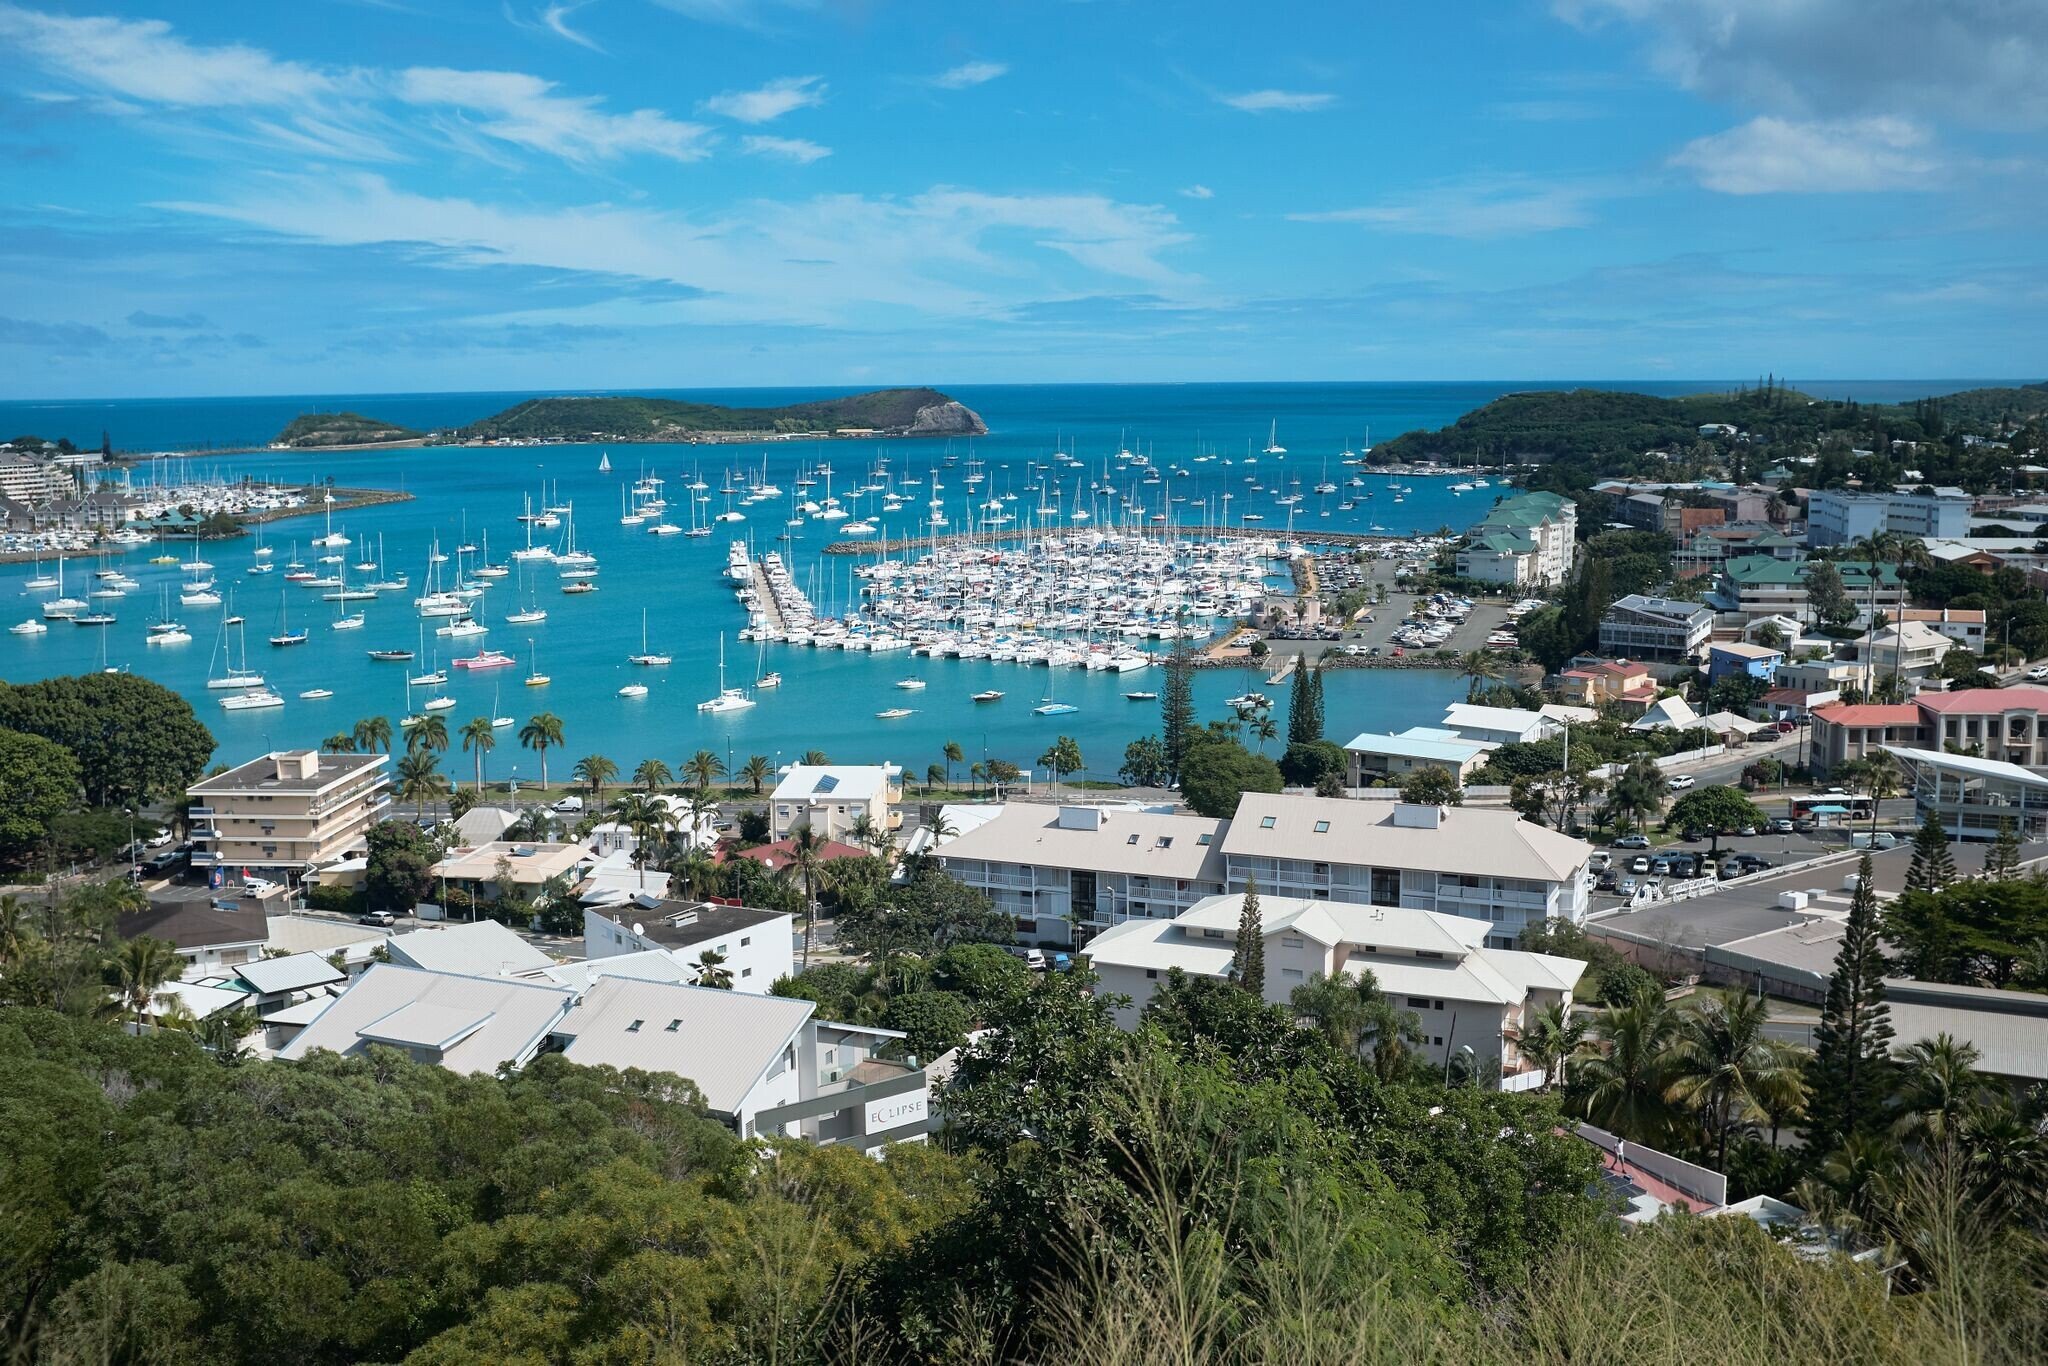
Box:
0, 0, 2043, 397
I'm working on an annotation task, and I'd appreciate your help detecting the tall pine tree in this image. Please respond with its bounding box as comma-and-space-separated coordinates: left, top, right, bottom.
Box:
1161, 628, 1196, 785
1904, 813, 1956, 893
1804, 854, 1895, 1149
1232, 874, 1265, 997
1303, 658, 1324, 741
1985, 817, 2022, 880
1287, 657, 1312, 746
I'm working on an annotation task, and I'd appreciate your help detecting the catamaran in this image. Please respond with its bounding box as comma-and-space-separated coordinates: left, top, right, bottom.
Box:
696, 635, 755, 713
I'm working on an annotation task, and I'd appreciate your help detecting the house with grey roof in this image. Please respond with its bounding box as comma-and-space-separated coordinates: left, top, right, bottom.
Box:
276, 963, 577, 1074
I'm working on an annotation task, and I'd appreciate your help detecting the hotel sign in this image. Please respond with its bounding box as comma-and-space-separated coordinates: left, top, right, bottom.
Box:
865, 1090, 929, 1134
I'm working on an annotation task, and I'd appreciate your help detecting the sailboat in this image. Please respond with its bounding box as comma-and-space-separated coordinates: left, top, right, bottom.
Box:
628, 609, 671, 666
696, 635, 755, 712
491, 685, 514, 728
524, 637, 550, 688
1263, 420, 1287, 455
598, 451, 612, 473
1032, 671, 1079, 716
268, 587, 307, 646
206, 609, 264, 689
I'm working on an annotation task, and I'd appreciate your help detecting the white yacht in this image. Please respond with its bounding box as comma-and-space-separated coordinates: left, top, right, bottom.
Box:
220, 689, 284, 712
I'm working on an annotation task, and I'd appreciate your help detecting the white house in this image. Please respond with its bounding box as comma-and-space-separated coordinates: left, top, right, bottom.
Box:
770, 763, 903, 841
277, 964, 577, 1074
384, 919, 556, 978
1082, 893, 1586, 1088
1439, 703, 1562, 746
582, 899, 795, 992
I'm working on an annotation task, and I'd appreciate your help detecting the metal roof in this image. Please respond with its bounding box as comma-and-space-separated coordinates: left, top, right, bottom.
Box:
384, 920, 555, 977
1219, 793, 1591, 883
554, 977, 814, 1116
277, 964, 575, 1074
233, 952, 345, 995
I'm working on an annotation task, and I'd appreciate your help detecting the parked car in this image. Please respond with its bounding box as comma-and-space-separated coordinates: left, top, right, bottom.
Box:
146, 829, 176, 849
1614, 834, 1651, 850
241, 876, 279, 895
551, 795, 585, 814
1629, 855, 1651, 875
358, 910, 397, 927
1770, 817, 1795, 834
1737, 824, 1759, 837
1649, 856, 1674, 876
2028, 665, 2048, 682
1618, 877, 1639, 896
1773, 719, 1799, 733
1669, 775, 1696, 791
1720, 858, 1746, 878
1669, 855, 1698, 878
1680, 827, 1704, 843
1024, 948, 1048, 971
144, 850, 184, 875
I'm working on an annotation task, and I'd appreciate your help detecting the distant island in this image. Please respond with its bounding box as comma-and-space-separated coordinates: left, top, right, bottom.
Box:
272, 412, 428, 449
269, 387, 987, 450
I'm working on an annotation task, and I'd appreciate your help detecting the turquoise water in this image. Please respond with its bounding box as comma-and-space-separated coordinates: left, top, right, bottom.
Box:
0, 380, 1986, 780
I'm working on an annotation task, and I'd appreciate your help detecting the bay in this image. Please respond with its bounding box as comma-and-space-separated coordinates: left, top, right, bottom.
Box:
0, 380, 1992, 782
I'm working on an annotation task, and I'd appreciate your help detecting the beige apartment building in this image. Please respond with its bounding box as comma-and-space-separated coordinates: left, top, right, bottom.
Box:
188, 750, 391, 880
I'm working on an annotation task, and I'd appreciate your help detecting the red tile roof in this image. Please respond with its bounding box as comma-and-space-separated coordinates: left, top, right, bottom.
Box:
1916, 686, 2048, 714
728, 837, 869, 872
1811, 703, 1922, 726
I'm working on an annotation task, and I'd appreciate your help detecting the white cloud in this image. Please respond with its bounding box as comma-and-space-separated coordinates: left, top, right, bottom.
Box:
703, 75, 825, 124
1557, 0, 2048, 131
1670, 116, 1942, 194
932, 60, 1007, 89
1219, 89, 1335, 114
0, 3, 339, 106
1290, 178, 1597, 238
397, 68, 713, 162
742, 134, 830, 163
539, 2, 603, 52
161, 174, 1196, 327
1180, 184, 1214, 199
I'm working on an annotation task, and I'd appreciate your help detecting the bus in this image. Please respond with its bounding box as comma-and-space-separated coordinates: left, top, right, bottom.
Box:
1790, 790, 1875, 826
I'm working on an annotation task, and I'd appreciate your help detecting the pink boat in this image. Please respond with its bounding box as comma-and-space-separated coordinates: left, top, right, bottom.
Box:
452, 649, 515, 670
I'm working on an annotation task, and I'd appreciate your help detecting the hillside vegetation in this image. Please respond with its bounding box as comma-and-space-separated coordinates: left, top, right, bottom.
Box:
272, 412, 425, 448
454, 387, 987, 441
1373, 382, 2048, 466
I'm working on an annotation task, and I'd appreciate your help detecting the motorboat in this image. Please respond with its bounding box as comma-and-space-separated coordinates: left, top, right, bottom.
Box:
875, 707, 914, 720
971, 690, 1004, 703
617, 683, 649, 698
367, 648, 413, 661
422, 696, 457, 712
299, 688, 333, 699
1123, 691, 1159, 701
896, 678, 927, 691
219, 689, 284, 711
10, 619, 48, 635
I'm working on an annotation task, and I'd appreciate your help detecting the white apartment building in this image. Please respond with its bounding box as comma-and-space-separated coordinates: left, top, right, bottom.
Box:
935, 804, 1229, 948
583, 899, 795, 992
1083, 893, 1587, 1088
188, 749, 391, 880
1806, 487, 1971, 547
1454, 491, 1579, 587
1218, 795, 1594, 950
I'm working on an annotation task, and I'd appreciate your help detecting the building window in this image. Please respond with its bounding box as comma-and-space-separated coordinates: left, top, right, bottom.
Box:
627, 1019, 644, 1033
1433, 1000, 1445, 1011
1432, 1036, 1443, 1047
1128, 833, 1140, 844
1281, 935, 1304, 948
741, 968, 752, 978
1260, 815, 1276, 829
1157, 836, 1172, 848
1313, 820, 1330, 833
1145, 969, 1158, 980
1197, 833, 1212, 845
665, 1019, 682, 1032
741, 937, 751, 947
1016, 918, 1037, 935
1371, 868, 1401, 908
1202, 928, 1225, 939
1407, 997, 1431, 1010
1282, 968, 1303, 980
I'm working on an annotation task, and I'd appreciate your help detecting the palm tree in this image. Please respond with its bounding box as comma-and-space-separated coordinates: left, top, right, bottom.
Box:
1851, 749, 1901, 839
1604, 756, 1671, 835
692, 947, 734, 989
196, 1006, 258, 1063
1519, 1000, 1587, 1091
780, 823, 830, 968
942, 741, 963, 789
405, 712, 449, 756
519, 712, 564, 789
740, 754, 773, 795
633, 758, 672, 792
671, 843, 717, 900
395, 749, 449, 821
1250, 714, 1278, 755
573, 754, 618, 803
611, 792, 669, 890
107, 935, 181, 1031
848, 809, 879, 852
459, 717, 497, 792
1456, 648, 1504, 701
685, 790, 720, 848
1667, 988, 1807, 1168
1573, 988, 1683, 1145
352, 716, 393, 755
968, 760, 986, 798
684, 749, 727, 796
322, 733, 357, 754
1890, 1033, 1985, 1147
799, 749, 829, 766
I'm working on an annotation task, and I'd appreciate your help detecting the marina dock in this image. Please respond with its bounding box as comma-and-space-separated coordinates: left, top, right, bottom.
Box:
821, 524, 1411, 556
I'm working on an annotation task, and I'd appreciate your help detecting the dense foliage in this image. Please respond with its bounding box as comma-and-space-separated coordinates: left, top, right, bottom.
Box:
272, 411, 425, 446
0, 674, 214, 809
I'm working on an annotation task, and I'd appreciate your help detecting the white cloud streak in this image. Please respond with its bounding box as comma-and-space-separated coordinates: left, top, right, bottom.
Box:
0, 3, 339, 105
1670, 116, 1942, 195
932, 60, 1007, 89
703, 75, 825, 123
1219, 89, 1335, 114
539, 2, 604, 53
1180, 184, 1214, 199
1290, 178, 1598, 238
741, 133, 830, 163
397, 68, 713, 162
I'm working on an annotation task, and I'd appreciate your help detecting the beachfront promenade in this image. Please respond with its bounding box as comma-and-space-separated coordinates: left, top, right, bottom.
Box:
821, 524, 1416, 556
